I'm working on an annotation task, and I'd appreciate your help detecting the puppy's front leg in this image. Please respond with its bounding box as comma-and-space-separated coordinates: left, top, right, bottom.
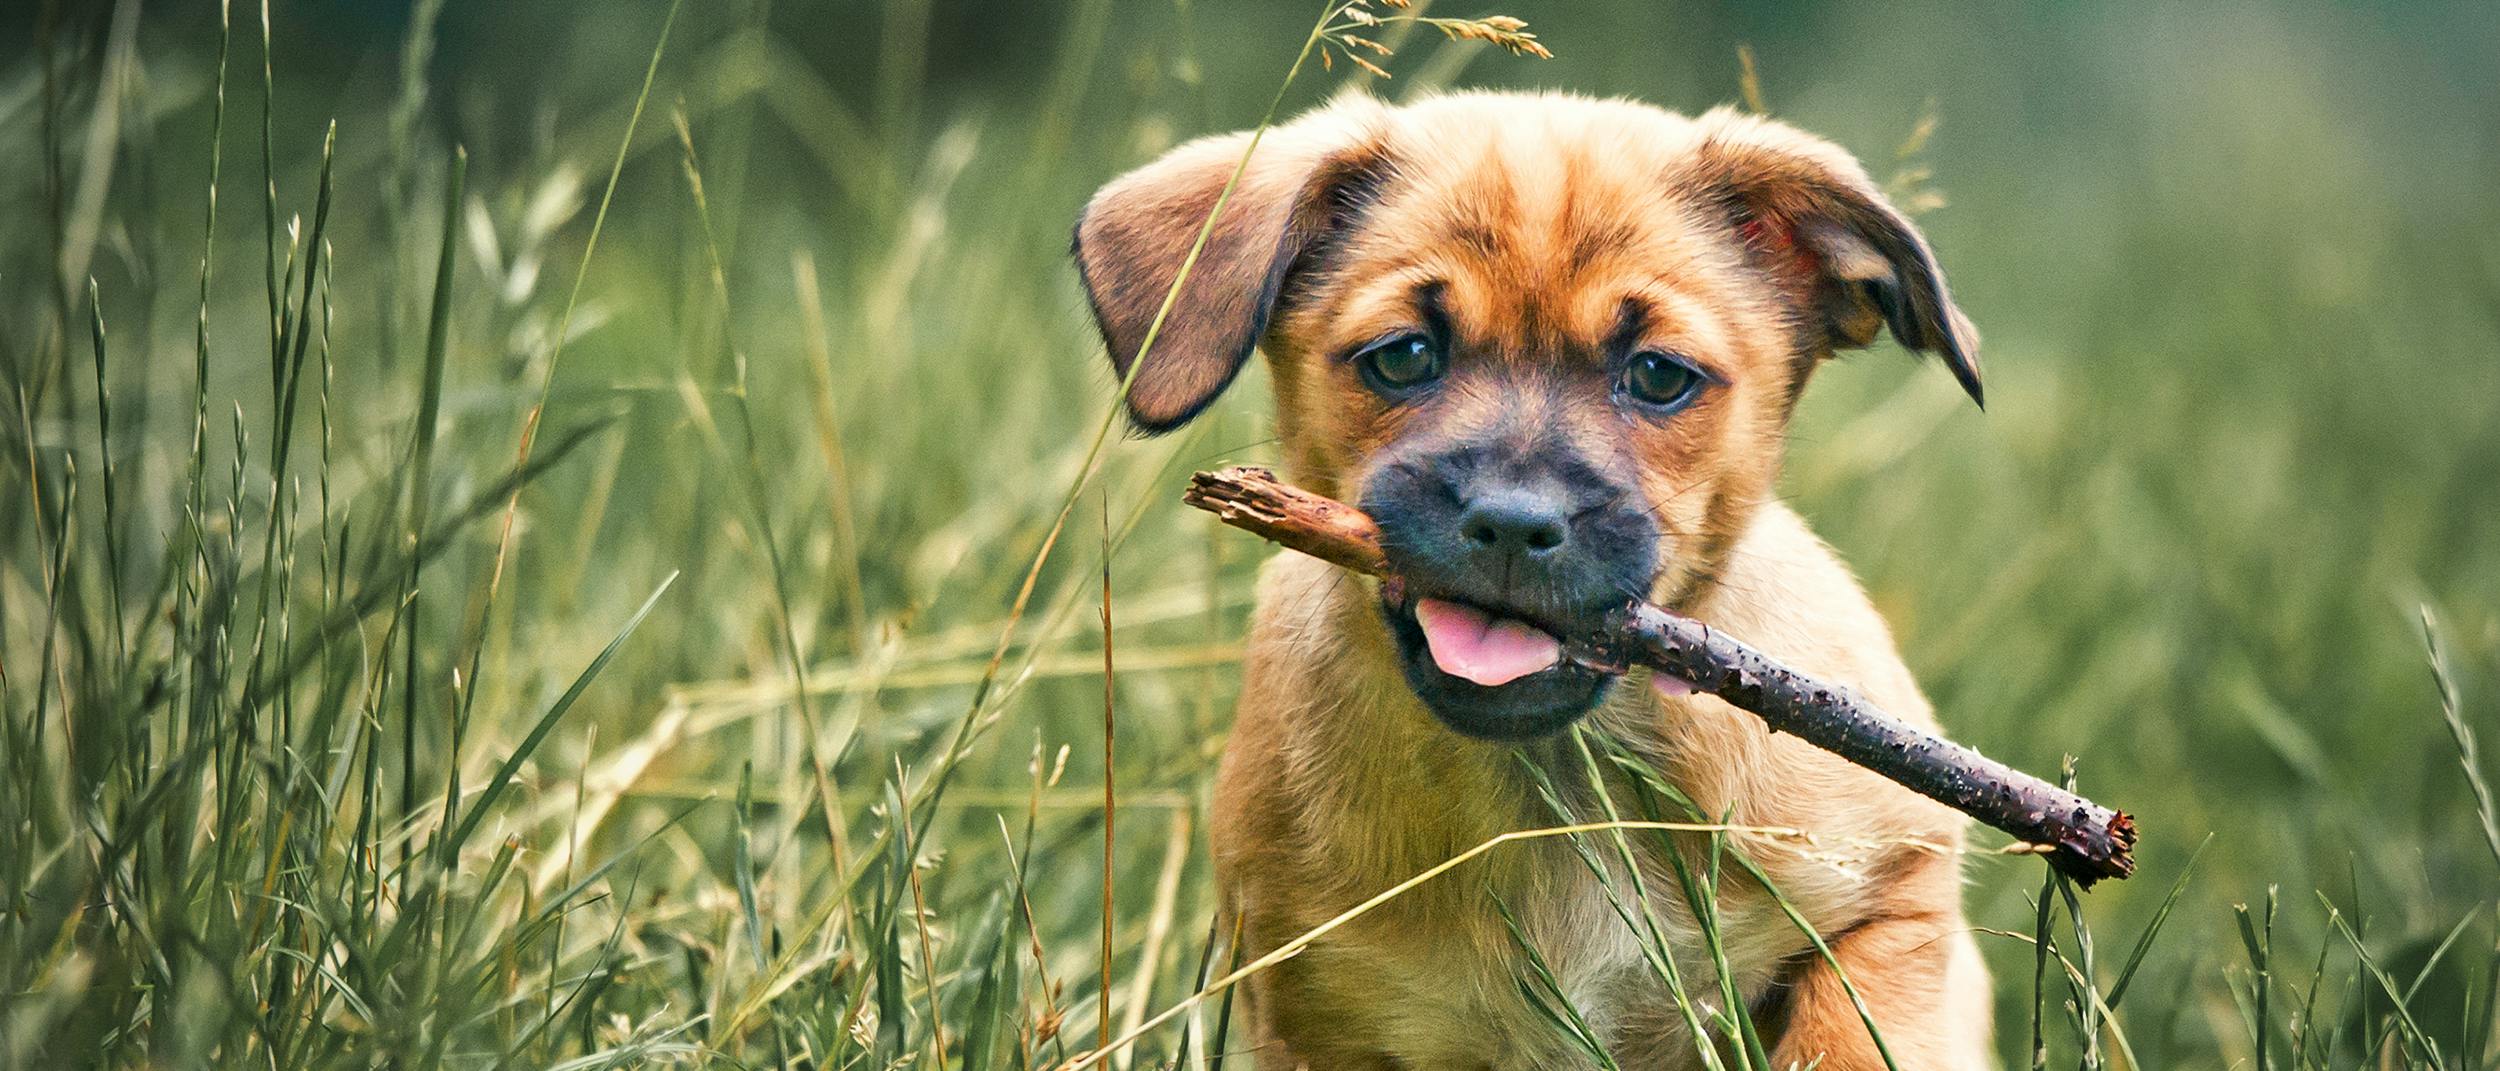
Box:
1767, 913, 1994, 1071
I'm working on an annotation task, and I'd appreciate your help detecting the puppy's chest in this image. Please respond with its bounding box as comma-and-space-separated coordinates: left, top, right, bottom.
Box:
1277, 780, 1822, 1065
1255, 724, 1862, 1058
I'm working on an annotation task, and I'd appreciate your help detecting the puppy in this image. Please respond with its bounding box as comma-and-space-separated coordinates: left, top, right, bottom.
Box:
1075, 91, 1995, 1069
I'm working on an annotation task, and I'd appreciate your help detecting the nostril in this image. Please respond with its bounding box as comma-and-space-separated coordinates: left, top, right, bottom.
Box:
1456, 492, 1572, 557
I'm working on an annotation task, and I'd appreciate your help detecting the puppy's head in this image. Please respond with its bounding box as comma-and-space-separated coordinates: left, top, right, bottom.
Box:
1074, 92, 1980, 741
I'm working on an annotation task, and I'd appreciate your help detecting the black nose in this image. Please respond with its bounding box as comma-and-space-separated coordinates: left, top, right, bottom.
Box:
1458, 487, 1570, 557
1358, 439, 1659, 633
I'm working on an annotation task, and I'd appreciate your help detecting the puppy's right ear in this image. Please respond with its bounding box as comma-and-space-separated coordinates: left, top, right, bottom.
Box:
1073, 110, 1386, 432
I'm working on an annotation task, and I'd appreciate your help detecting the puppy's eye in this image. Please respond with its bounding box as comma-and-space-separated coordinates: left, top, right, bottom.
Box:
1621, 352, 1704, 411
1356, 334, 1445, 393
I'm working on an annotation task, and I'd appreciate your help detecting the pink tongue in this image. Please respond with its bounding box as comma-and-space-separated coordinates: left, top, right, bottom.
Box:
1413, 598, 1562, 687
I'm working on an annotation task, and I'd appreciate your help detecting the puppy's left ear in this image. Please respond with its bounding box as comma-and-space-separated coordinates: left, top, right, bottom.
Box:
1074, 105, 1389, 432
1682, 107, 1984, 407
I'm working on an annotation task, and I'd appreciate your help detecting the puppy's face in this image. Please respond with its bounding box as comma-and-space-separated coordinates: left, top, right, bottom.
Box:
1076, 93, 1979, 741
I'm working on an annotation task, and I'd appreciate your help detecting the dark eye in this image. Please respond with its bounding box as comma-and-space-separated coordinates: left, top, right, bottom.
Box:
1621, 352, 1704, 410
1356, 334, 1445, 393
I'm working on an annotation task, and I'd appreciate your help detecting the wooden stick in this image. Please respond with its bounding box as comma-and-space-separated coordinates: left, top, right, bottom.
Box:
1184, 466, 2136, 885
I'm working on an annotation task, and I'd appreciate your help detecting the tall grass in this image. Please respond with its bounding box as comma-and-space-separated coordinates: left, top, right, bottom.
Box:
4, 0, 2498, 1068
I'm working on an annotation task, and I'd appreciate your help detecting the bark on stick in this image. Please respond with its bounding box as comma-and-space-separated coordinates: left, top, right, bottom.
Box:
1184, 465, 2136, 885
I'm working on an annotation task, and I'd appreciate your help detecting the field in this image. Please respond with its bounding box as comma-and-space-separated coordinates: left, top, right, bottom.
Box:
4, 0, 2498, 1067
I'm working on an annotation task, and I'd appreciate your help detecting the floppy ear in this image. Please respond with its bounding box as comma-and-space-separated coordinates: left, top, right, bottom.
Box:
1073, 110, 1387, 432
1681, 107, 1984, 407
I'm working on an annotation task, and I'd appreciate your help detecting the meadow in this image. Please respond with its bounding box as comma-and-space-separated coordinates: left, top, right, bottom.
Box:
3, 0, 2497, 1067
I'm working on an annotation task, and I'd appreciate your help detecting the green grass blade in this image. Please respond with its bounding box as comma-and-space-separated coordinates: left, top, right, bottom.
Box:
2321, 890, 2450, 1071
83, 276, 125, 665
2233, 886, 2278, 1071
733, 760, 768, 973
2104, 833, 2211, 1010
442, 572, 677, 858
1493, 891, 1624, 1070
2421, 606, 2500, 873
402, 145, 466, 843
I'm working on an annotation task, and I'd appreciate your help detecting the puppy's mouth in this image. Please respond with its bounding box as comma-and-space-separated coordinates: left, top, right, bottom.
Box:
1378, 584, 1616, 742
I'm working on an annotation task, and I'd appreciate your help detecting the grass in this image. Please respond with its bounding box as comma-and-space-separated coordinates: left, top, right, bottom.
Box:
4, 0, 2499, 1068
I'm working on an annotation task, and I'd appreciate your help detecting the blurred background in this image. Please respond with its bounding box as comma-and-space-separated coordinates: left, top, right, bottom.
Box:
3, 1, 2497, 1066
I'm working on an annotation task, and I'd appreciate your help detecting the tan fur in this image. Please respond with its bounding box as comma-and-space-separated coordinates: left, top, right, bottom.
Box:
1078, 91, 1996, 1068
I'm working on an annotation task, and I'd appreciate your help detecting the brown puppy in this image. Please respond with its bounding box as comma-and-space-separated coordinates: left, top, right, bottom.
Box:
1075, 92, 1995, 1069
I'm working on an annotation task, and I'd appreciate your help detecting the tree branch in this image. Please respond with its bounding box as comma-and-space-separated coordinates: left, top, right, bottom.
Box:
1184, 466, 2136, 885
